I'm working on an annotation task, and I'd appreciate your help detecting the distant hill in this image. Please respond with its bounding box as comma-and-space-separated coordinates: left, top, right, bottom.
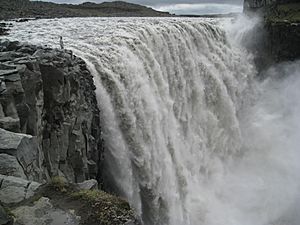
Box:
0, 0, 171, 20
180, 12, 240, 18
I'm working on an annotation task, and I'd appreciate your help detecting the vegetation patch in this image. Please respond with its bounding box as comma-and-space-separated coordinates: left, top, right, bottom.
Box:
50, 176, 69, 193
71, 190, 135, 225
33, 177, 138, 225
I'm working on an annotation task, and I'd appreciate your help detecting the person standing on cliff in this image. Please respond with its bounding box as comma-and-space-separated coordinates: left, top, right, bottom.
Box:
59, 36, 64, 50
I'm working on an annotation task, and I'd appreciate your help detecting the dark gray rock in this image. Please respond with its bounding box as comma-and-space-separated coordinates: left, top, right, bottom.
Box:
0, 175, 41, 204
0, 205, 13, 225
0, 154, 26, 179
0, 117, 20, 133
0, 40, 103, 183
0, 128, 42, 181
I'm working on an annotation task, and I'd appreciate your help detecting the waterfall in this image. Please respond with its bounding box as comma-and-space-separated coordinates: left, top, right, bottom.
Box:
82, 19, 255, 225
7, 17, 300, 225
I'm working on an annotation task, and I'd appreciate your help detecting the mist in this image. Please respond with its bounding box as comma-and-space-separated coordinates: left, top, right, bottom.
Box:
213, 60, 300, 225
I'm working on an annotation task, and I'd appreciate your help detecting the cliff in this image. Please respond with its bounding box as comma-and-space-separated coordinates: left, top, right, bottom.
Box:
244, 0, 276, 12
244, 0, 298, 12
0, 40, 139, 225
0, 0, 171, 20
0, 40, 103, 183
244, 0, 300, 66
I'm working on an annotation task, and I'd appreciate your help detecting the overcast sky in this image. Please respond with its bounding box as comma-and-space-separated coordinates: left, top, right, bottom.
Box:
37, 0, 244, 15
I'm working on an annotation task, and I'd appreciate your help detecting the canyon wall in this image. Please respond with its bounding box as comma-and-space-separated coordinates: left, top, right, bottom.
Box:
244, 0, 300, 67
0, 40, 103, 183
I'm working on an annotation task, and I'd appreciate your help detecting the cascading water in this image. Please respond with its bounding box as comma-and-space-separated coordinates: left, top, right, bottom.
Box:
6, 17, 300, 225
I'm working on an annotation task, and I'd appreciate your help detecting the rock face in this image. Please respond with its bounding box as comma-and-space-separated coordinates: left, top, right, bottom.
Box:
243, 1, 300, 67
0, 40, 102, 183
0, 23, 10, 36
0, 128, 41, 181
0, 175, 41, 204
244, 0, 276, 11
266, 21, 300, 62
0, 154, 27, 179
244, 0, 299, 12
0, 40, 140, 225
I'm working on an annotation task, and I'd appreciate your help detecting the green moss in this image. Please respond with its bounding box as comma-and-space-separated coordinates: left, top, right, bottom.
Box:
30, 179, 137, 225
71, 190, 135, 225
50, 176, 68, 193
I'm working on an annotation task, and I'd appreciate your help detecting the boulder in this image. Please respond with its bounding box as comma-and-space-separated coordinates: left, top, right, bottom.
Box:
0, 175, 41, 204
0, 117, 20, 133
77, 179, 98, 190
0, 154, 26, 179
0, 128, 41, 181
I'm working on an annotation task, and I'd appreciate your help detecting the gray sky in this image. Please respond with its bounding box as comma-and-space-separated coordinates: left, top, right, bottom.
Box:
37, 0, 244, 15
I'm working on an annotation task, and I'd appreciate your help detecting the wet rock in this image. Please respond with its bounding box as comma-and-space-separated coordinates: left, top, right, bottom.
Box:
16, 19, 29, 23
0, 24, 9, 37
266, 21, 300, 62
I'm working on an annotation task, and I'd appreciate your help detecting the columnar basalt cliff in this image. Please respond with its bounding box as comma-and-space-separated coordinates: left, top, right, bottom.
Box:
244, 0, 276, 12
0, 40, 139, 225
244, 0, 298, 11
244, 0, 300, 67
0, 40, 102, 183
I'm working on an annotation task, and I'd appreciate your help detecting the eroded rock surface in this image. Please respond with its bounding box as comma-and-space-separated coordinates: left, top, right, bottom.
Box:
0, 175, 41, 204
0, 40, 102, 183
0, 154, 26, 179
0, 128, 41, 181
0, 40, 140, 225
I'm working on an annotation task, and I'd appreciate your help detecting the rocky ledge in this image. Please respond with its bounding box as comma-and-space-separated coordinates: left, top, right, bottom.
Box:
0, 40, 138, 225
244, 1, 300, 67
265, 2, 300, 62
0, 40, 103, 182
0, 176, 139, 225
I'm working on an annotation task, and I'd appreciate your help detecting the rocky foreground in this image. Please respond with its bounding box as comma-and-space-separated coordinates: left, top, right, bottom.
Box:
0, 40, 138, 225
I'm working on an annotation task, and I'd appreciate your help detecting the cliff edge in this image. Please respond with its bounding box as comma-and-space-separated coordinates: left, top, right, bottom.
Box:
244, 0, 300, 66
0, 40, 103, 183
0, 40, 139, 225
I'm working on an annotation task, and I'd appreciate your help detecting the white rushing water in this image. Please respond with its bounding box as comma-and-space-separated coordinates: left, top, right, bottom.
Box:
6, 17, 300, 225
